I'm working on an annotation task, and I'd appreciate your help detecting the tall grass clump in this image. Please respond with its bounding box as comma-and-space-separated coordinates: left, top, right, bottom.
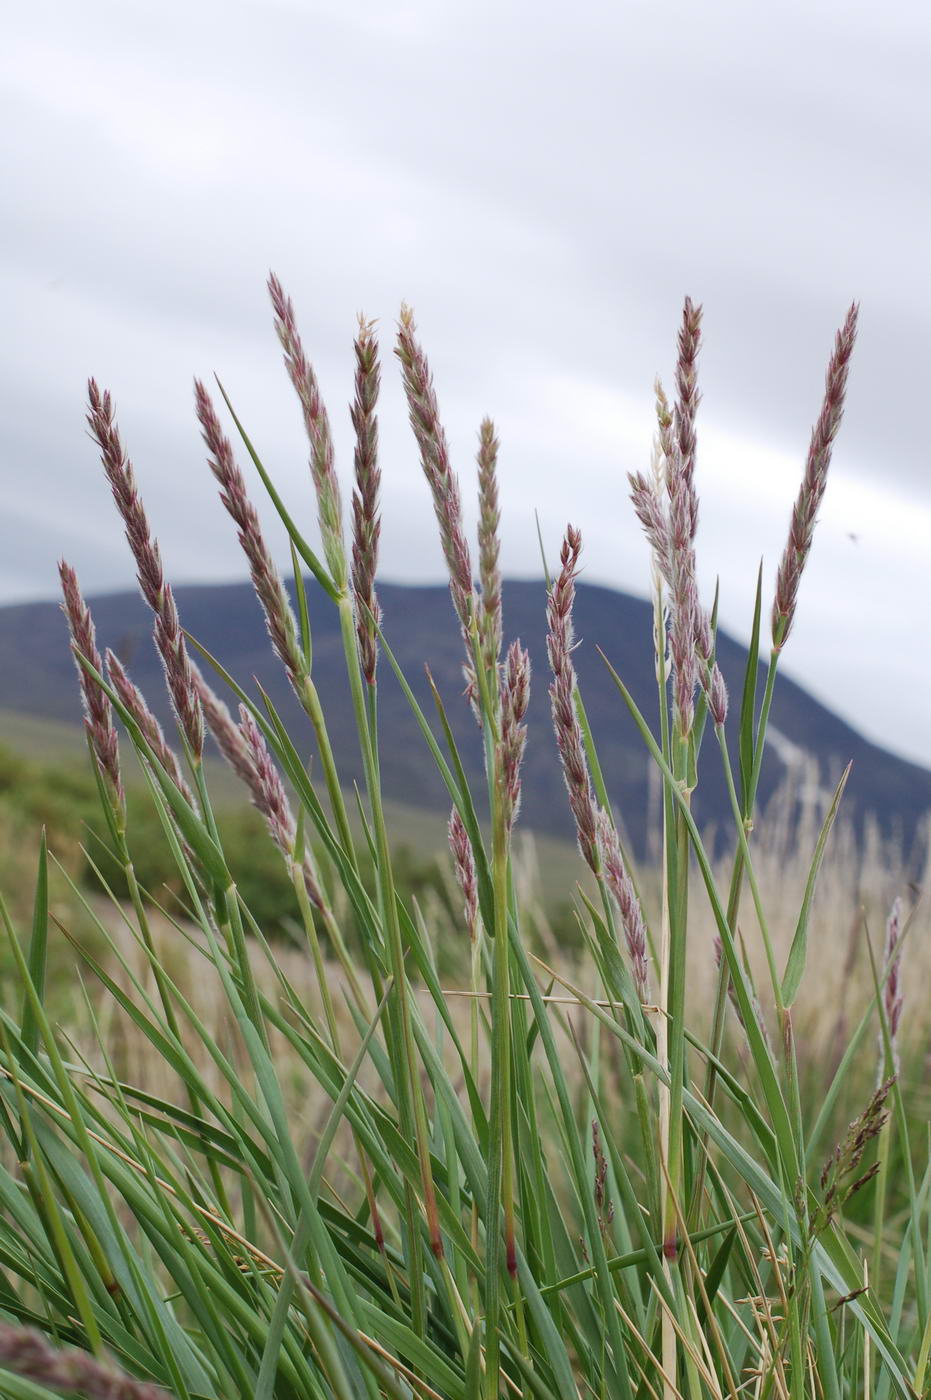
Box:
0, 283, 927, 1400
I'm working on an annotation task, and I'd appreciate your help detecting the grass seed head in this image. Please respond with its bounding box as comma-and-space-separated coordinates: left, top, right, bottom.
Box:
596, 808, 650, 1001
0, 1324, 165, 1400
772, 303, 859, 649
499, 638, 530, 831
878, 894, 905, 1081
547, 526, 599, 872
448, 806, 478, 938
395, 305, 475, 636
87, 379, 204, 759
350, 313, 382, 683
194, 379, 305, 686
477, 416, 503, 677
268, 272, 347, 590
58, 560, 123, 808
105, 649, 195, 808
674, 295, 703, 541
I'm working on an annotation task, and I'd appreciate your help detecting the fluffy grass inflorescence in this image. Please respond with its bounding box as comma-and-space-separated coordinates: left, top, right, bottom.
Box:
2, 284, 926, 1400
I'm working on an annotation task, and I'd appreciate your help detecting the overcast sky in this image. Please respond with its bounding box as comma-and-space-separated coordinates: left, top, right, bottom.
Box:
3, 0, 930, 765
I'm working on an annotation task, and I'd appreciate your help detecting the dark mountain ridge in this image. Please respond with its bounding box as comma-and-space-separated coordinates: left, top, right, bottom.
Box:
1, 577, 929, 858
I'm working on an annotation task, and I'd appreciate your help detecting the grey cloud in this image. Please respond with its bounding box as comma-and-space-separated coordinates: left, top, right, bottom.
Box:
2, 0, 930, 763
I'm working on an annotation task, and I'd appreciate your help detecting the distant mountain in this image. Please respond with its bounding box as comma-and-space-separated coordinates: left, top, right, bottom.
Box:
1, 577, 929, 858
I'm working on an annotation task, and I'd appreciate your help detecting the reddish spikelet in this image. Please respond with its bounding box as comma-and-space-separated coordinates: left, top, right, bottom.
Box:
0, 1323, 164, 1400
237, 708, 297, 854
628, 470, 672, 587
547, 527, 599, 872
448, 807, 478, 938
674, 297, 702, 542
395, 306, 475, 634
267, 273, 347, 588
499, 640, 530, 831
818, 1078, 892, 1228
87, 380, 203, 758
193, 669, 260, 788
58, 561, 123, 807
350, 315, 382, 683
196, 673, 323, 907
704, 661, 729, 726
105, 651, 196, 807
694, 607, 713, 665
194, 381, 305, 685
477, 417, 503, 676
236, 706, 324, 908
772, 303, 859, 648
596, 810, 650, 1001
879, 895, 904, 1081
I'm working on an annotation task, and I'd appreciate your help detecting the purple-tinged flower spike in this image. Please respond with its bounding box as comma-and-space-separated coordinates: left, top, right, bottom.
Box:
704, 662, 729, 727
878, 895, 904, 1082
477, 417, 503, 678
87, 380, 204, 759
104, 651, 196, 809
596, 809, 650, 1002
0, 1323, 165, 1400
653, 377, 700, 737
268, 273, 347, 589
194, 381, 305, 686
195, 671, 324, 907
772, 303, 859, 650
58, 561, 123, 809
395, 306, 475, 636
674, 297, 702, 542
237, 706, 325, 909
694, 608, 714, 665
655, 379, 675, 489
499, 640, 530, 831
547, 527, 599, 873
628, 470, 672, 588
666, 459, 698, 736
448, 807, 478, 940
193, 669, 260, 789
350, 314, 382, 684
236, 706, 297, 857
